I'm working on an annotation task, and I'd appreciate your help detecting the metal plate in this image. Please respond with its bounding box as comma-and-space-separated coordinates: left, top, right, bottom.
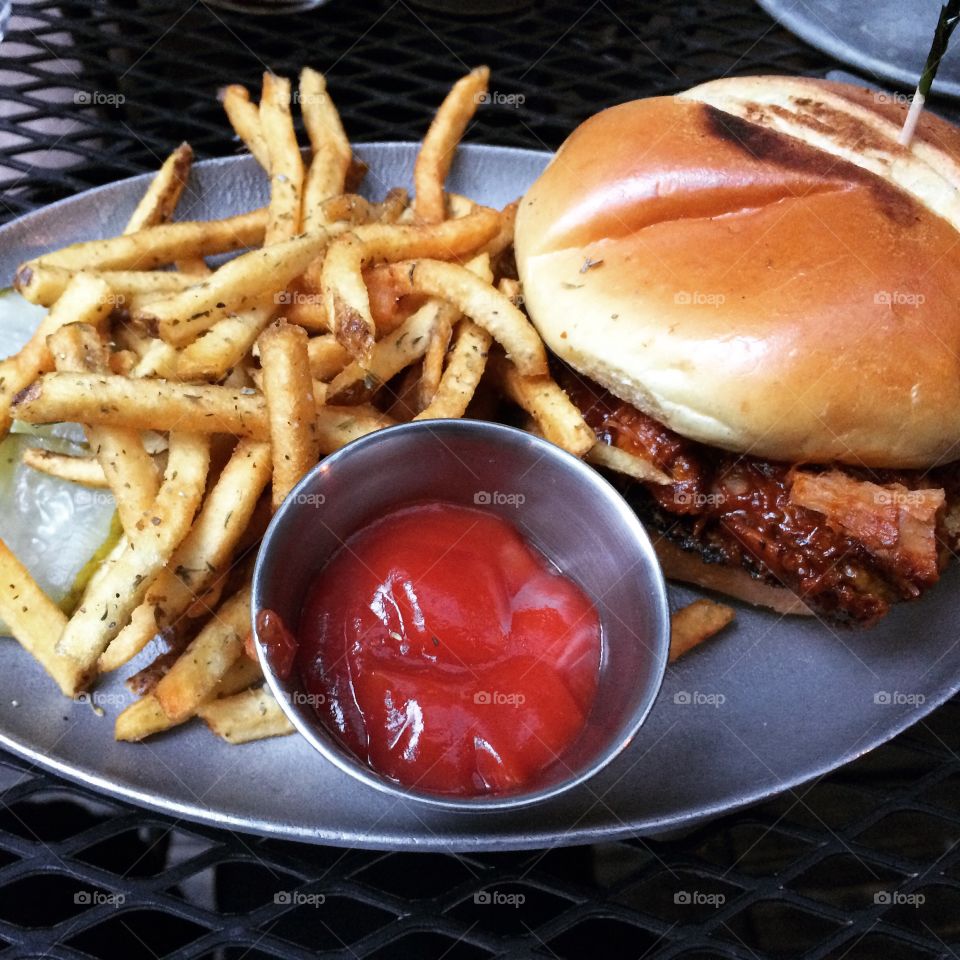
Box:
756, 0, 960, 98
2, 143, 959, 851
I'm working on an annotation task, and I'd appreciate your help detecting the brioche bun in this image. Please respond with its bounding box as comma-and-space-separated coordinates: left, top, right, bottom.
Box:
514, 76, 960, 469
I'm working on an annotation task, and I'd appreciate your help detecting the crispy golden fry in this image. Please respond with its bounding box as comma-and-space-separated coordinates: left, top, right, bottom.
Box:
417, 253, 490, 410
220, 84, 270, 168
260, 73, 304, 243
375, 187, 409, 224
491, 354, 595, 457
669, 598, 736, 662
482, 199, 518, 257
175, 300, 276, 381
316, 404, 395, 453
176, 257, 211, 277
0, 273, 113, 437
144, 230, 335, 347
55, 433, 209, 677
154, 584, 251, 722
414, 66, 489, 223
48, 324, 162, 538
115, 655, 262, 742
300, 67, 352, 230
13, 372, 269, 438
414, 319, 492, 420
99, 438, 272, 672
0, 538, 86, 696
131, 339, 180, 379
327, 299, 441, 403
417, 305, 456, 410
259, 320, 319, 509
125, 143, 193, 234
384, 258, 548, 376
18, 266, 198, 309
306, 334, 351, 381
21, 448, 108, 487
197, 685, 294, 743
585, 443, 671, 485
17, 208, 266, 284
322, 208, 500, 359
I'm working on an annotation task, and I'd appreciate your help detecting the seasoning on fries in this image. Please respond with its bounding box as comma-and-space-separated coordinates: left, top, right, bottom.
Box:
0, 64, 682, 752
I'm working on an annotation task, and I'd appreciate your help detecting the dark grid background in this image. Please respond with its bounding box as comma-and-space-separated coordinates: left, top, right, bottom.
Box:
1, 1, 959, 957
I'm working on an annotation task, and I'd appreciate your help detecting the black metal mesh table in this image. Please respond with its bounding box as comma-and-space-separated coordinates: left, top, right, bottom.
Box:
1, 2, 959, 957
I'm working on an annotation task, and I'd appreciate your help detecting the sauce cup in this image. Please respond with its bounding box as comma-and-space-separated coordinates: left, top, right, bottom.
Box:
252, 419, 670, 811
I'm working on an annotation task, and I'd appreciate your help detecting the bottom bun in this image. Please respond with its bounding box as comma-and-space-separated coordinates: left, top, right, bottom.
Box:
654, 539, 814, 617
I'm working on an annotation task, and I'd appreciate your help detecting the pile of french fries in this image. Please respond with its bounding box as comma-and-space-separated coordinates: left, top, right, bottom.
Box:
0, 66, 732, 749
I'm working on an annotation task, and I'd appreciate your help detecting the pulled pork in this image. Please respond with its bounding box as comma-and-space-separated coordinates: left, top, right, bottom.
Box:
561, 370, 957, 625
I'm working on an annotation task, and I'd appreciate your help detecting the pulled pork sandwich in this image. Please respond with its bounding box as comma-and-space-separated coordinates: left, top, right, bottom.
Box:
514, 76, 960, 626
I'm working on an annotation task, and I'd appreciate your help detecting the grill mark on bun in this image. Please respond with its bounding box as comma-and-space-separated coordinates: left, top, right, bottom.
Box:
702, 103, 921, 227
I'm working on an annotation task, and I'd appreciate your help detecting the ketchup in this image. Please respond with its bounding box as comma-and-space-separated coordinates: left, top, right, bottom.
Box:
296, 501, 602, 796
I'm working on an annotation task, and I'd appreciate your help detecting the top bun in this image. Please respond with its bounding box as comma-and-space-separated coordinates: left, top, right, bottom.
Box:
514, 76, 960, 468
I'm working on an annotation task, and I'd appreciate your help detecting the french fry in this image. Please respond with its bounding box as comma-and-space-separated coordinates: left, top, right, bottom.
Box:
17, 267, 198, 309
669, 598, 736, 662
414, 66, 489, 223
384, 258, 548, 376
220, 84, 270, 168
482, 199, 518, 257
143, 230, 336, 347
154, 584, 251, 722
491, 354, 595, 457
414, 319, 492, 420
13, 372, 268, 438
418, 253, 489, 409
316, 404, 395, 453
16, 208, 266, 282
175, 300, 276, 381
21, 449, 109, 487
48, 324, 162, 537
124, 142, 193, 234
300, 67, 352, 231
197, 685, 294, 743
0, 538, 86, 697
98, 438, 272, 672
586, 442, 672, 485
0, 273, 114, 437
260, 73, 304, 243
131, 339, 180, 379
327, 299, 442, 403
55, 432, 210, 675
321, 208, 500, 359
306, 334, 351, 381
115, 655, 262, 742
258, 321, 319, 509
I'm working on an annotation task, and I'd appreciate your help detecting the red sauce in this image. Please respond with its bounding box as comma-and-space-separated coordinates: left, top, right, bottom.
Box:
297, 501, 602, 796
